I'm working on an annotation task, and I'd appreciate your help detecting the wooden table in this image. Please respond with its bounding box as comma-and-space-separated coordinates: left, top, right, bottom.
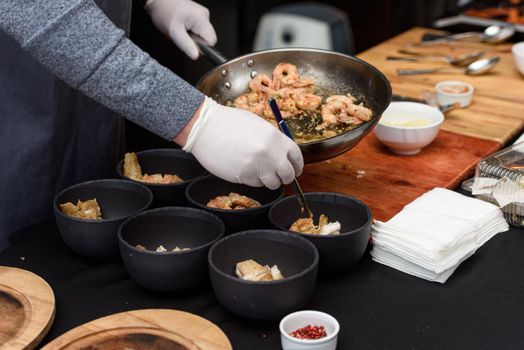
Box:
357, 27, 524, 144
300, 27, 524, 221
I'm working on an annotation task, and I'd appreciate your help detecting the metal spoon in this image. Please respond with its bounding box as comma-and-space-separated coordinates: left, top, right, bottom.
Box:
420, 23, 515, 45
397, 56, 500, 76
421, 90, 461, 113
481, 23, 516, 44
387, 50, 484, 66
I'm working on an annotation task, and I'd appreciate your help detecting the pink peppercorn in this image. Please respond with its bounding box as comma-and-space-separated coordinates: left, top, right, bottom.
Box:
290, 325, 327, 340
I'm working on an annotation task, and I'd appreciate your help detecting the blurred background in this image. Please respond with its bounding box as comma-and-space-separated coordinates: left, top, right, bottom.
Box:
127, 0, 522, 150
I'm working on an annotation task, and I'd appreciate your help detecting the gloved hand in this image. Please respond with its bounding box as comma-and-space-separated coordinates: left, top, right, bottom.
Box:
183, 97, 304, 189
145, 0, 217, 60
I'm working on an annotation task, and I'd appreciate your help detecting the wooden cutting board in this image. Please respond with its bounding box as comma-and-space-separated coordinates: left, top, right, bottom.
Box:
0, 266, 55, 350
41, 309, 232, 350
299, 130, 500, 221
357, 27, 524, 144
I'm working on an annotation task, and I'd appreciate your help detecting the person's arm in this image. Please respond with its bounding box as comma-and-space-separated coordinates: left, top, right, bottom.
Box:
0, 0, 304, 189
0, 0, 202, 141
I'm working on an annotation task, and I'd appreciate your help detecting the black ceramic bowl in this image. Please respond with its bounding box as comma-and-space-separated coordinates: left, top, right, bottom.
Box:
208, 230, 318, 320
116, 148, 207, 207
185, 175, 284, 234
54, 179, 153, 259
118, 207, 224, 291
268, 192, 372, 273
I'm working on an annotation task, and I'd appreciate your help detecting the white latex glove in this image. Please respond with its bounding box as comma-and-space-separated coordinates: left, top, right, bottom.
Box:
145, 0, 217, 60
183, 97, 304, 189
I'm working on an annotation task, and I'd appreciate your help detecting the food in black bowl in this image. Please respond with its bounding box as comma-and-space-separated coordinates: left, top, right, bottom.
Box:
54, 179, 153, 259
185, 175, 284, 234
118, 207, 224, 291
116, 148, 207, 206
269, 192, 372, 273
208, 230, 318, 320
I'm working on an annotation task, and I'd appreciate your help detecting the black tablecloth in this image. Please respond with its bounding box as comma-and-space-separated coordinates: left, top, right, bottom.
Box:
1, 219, 524, 349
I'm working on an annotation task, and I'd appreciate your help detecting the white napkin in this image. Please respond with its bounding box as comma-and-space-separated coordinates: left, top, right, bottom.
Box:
371, 245, 472, 283
371, 188, 509, 283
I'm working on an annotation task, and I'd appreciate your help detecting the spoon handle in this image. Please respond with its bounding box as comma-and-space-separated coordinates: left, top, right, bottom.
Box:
439, 102, 462, 113
442, 32, 483, 41
396, 67, 445, 75
386, 56, 420, 62
398, 49, 451, 59
417, 32, 483, 46
388, 55, 449, 63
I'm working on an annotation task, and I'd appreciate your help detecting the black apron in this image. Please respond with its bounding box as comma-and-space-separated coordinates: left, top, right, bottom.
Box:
0, 0, 132, 250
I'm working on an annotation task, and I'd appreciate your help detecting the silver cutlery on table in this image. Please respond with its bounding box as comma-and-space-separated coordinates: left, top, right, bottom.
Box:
397, 56, 500, 76
387, 50, 484, 66
418, 23, 515, 45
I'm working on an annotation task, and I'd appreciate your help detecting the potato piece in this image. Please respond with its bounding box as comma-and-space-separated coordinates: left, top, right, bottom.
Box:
60, 199, 102, 219
235, 259, 273, 281
123, 152, 143, 181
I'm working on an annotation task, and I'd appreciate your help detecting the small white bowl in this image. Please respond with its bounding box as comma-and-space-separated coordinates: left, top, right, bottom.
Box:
280, 310, 340, 350
435, 80, 474, 108
512, 42, 524, 76
374, 102, 444, 155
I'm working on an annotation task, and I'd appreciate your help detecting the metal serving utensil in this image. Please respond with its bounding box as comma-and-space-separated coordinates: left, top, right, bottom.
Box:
387, 50, 484, 66
418, 23, 516, 45
397, 56, 500, 76
420, 90, 462, 113
268, 98, 314, 219
393, 93, 461, 113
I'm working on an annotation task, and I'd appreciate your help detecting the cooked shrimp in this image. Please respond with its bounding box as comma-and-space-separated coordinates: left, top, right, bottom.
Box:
207, 196, 233, 210
228, 62, 374, 144
289, 218, 317, 234
141, 173, 183, 184
320, 102, 344, 125
261, 94, 299, 119
325, 94, 354, 106
289, 214, 340, 235
346, 103, 373, 122
279, 97, 298, 113
337, 114, 363, 125
292, 76, 314, 89
207, 193, 260, 210
272, 63, 299, 89
262, 102, 297, 119
294, 93, 322, 111
229, 192, 261, 208
321, 94, 369, 125
234, 92, 265, 115
249, 74, 276, 95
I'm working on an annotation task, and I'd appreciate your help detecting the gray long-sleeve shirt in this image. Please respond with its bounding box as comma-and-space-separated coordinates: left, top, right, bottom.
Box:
0, 0, 204, 141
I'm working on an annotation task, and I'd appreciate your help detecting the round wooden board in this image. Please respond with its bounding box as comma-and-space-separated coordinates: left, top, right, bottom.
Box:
0, 266, 55, 350
41, 309, 232, 350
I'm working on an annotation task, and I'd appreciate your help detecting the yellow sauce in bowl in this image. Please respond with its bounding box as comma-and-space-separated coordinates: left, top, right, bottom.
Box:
381, 119, 431, 127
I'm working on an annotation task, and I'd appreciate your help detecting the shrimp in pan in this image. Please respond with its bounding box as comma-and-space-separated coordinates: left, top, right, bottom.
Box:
234, 92, 265, 115
229, 62, 374, 144
249, 74, 277, 96
272, 63, 299, 89
320, 94, 371, 126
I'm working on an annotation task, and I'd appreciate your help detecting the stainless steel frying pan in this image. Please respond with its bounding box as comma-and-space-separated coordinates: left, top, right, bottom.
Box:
194, 38, 392, 163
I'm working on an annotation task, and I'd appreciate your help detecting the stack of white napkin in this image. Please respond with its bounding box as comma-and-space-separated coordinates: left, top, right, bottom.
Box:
371, 188, 509, 283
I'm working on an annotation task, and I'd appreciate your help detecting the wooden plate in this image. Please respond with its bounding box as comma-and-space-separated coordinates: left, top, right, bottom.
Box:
41, 309, 232, 350
0, 266, 55, 349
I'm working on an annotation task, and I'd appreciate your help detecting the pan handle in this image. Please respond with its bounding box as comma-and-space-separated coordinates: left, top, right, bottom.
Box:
190, 33, 228, 66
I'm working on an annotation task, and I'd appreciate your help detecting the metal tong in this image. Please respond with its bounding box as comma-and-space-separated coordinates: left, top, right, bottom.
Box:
268, 98, 314, 218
